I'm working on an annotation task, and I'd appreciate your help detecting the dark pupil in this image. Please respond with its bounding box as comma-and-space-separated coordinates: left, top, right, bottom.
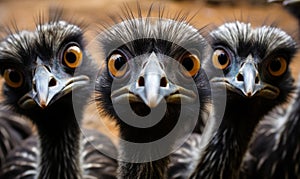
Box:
182, 58, 194, 71
114, 56, 127, 70
218, 53, 228, 65
270, 60, 281, 72
9, 71, 21, 83
66, 52, 77, 63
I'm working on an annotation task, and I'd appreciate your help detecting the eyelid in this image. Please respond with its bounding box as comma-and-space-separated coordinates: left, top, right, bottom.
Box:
107, 51, 129, 78
62, 44, 83, 69
268, 57, 287, 77
180, 53, 201, 77
3, 68, 24, 88
212, 49, 230, 70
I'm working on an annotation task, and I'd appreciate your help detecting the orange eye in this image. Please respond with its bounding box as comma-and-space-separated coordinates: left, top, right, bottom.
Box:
180, 53, 201, 77
212, 49, 230, 70
268, 57, 287, 77
63, 45, 83, 68
3, 69, 24, 88
108, 53, 128, 78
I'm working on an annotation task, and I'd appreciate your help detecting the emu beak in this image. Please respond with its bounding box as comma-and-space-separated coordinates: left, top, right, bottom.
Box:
212, 55, 280, 99
133, 53, 174, 108
18, 64, 89, 109
232, 62, 280, 99
235, 62, 261, 97
110, 53, 197, 108
32, 65, 54, 108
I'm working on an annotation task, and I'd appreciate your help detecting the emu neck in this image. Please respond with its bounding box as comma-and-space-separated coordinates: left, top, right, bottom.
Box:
117, 124, 172, 179
118, 158, 169, 179
34, 103, 83, 179
117, 103, 182, 179
192, 100, 264, 179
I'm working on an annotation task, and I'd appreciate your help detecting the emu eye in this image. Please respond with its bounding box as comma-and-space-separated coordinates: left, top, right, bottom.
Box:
63, 45, 83, 68
268, 57, 287, 77
180, 53, 201, 77
108, 52, 128, 78
212, 49, 230, 70
3, 69, 24, 88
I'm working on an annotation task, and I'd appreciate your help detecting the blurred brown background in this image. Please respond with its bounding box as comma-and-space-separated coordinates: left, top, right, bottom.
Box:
0, 0, 299, 144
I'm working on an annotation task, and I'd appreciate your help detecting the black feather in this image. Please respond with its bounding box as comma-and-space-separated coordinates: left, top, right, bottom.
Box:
187, 21, 297, 179
0, 10, 117, 179
95, 3, 212, 178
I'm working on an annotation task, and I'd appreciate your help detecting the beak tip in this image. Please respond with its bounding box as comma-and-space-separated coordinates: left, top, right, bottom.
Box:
241, 89, 255, 98
144, 93, 165, 108
38, 100, 48, 109
246, 92, 253, 97
146, 100, 159, 108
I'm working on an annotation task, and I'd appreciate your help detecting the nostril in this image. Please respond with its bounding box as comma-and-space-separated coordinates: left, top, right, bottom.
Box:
237, 73, 244, 82
255, 76, 259, 84
160, 77, 168, 87
138, 76, 145, 87
49, 78, 57, 87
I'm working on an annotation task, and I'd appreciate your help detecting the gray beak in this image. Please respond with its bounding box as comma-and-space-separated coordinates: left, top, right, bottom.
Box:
133, 53, 174, 108
18, 62, 89, 109
212, 56, 280, 99
110, 53, 198, 107
230, 60, 279, 99
235, 62, 261, 97
32, 65, 57, 108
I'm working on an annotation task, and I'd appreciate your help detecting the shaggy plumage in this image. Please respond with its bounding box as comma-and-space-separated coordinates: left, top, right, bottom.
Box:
241, 46, 300, 178
0, 12, 117, 179
95, 4, 212, 179
0, 109, 32, 169
187, 21, 297, 179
